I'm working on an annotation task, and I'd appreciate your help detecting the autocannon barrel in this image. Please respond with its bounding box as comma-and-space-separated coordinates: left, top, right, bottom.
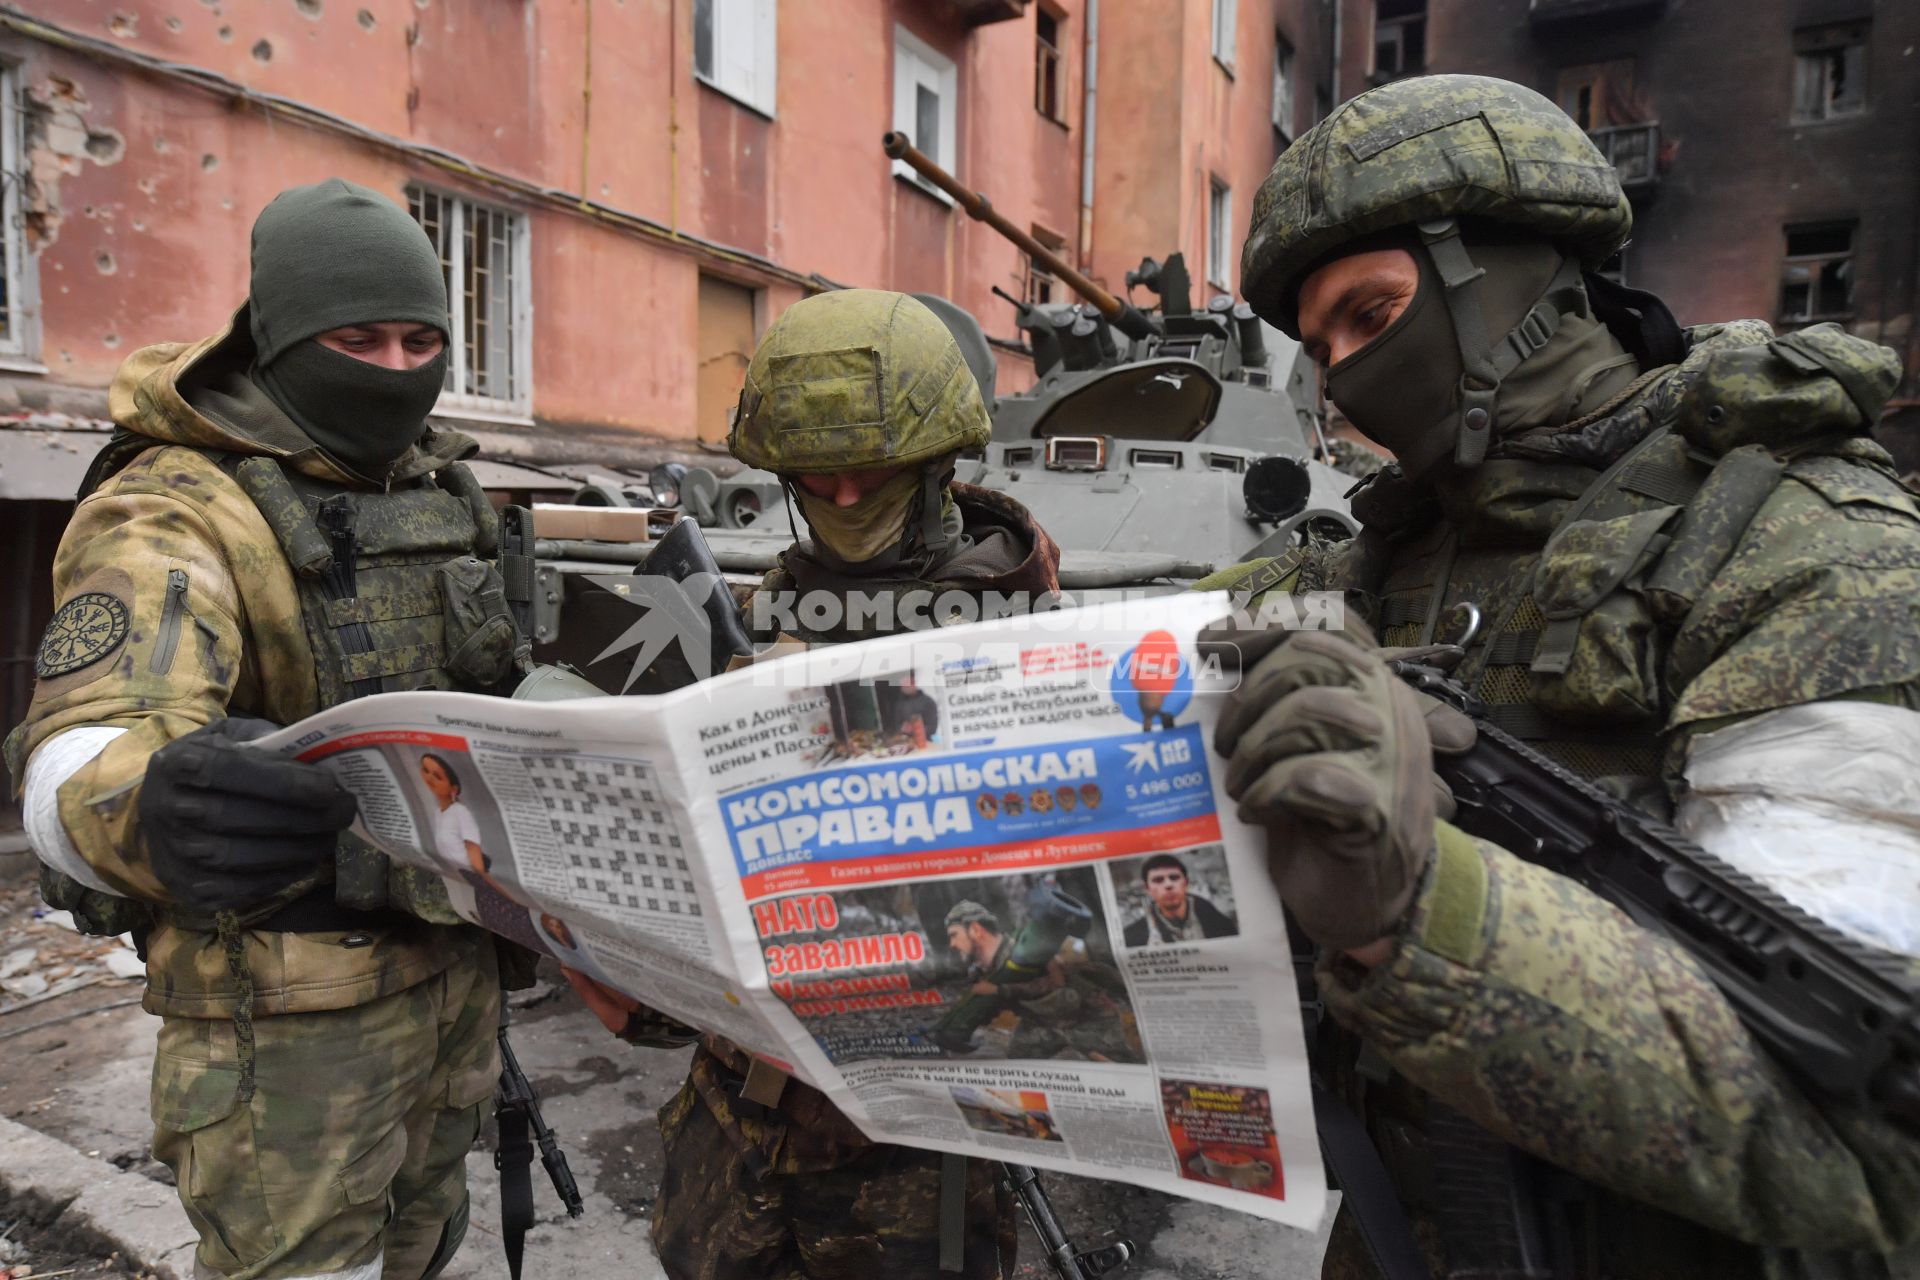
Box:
881, 131, 1159, 341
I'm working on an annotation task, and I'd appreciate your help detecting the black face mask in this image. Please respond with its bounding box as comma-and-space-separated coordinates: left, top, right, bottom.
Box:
254, 340, 447, 480
1323, 250, 1462, 478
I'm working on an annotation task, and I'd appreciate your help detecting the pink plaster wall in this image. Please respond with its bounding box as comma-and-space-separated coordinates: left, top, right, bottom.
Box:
12, 0, 1202, 445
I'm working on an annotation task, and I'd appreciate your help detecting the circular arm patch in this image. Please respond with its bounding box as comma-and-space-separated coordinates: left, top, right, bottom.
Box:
36, 593, 132, 678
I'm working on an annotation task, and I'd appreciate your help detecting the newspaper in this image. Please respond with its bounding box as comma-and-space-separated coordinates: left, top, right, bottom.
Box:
256, 594, 1327, 1228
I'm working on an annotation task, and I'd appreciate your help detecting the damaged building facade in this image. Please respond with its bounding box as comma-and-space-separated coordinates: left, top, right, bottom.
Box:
0, 0, 1323, 803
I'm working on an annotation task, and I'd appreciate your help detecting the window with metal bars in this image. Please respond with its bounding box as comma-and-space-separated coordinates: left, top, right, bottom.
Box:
407, 186, 531, 415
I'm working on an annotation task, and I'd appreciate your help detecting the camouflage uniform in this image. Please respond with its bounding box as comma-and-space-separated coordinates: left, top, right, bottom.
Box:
647, 291, 1055, 1280
965, 933, 1136, 1063
1207, 75, 1920, 1278
6, 314, 507, 1280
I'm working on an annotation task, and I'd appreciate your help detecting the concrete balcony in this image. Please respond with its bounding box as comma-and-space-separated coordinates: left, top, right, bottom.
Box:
1589, 121, 1660, 194
1529, 0, 1667, 27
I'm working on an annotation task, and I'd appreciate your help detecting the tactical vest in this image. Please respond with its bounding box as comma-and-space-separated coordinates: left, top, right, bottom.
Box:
1353, 322, 1907, 802
219, 455, 528, 924
1324, 321, 1910, 1280
40, 445, 529, 936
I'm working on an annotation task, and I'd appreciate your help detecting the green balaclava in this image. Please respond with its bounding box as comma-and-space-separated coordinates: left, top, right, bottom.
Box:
247, 179, 450, 479
1324, 228, 1637, 479
794, 468, 964, 573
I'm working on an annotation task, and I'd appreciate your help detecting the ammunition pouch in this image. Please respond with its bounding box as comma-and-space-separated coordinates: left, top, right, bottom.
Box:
1674, 322, 1901, 456
215, 456, 530, 929
439, 555, 524, 689
495, 938, 543, 992
37, 861, 152, 942
332, 828, 464, 924
1528, 504, 1680, 727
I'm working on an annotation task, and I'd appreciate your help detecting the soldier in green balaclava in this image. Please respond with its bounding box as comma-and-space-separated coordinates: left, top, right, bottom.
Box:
8, 179, 530, 1280
1196, 75, 1920, 1279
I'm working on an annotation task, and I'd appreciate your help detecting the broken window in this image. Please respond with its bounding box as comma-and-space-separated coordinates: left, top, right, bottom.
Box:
1793, 23, 1868, 122
1035, 3, 1065, 123
693, 0, 778, 117
408, 187, 531, 414
1207, 180, 1232, 292
1, 63, 38, 362
1779, 223, 1855, 323
1373, 0, 1426, 82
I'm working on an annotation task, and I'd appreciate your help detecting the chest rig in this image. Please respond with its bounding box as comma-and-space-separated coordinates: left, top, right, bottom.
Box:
223, 454, 529, 922
1354, 319, 1897, 802
1326, 320, 1908, 1280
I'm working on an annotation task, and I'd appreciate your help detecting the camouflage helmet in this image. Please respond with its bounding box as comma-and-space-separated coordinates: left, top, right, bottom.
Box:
729, 289, 992, 474
945, 900, 999, 929
1241, 75, 1633, 337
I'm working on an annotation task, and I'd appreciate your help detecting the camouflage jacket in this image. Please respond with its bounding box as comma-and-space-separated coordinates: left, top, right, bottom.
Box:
5, 315, 488, 1020
1197, 319, 1920, 1275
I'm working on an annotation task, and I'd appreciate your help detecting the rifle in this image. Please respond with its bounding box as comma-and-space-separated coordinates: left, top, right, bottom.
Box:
496, 1005, 586, 1280
1003, 1162, 1135, 1279
1389, 661, 1920, 1131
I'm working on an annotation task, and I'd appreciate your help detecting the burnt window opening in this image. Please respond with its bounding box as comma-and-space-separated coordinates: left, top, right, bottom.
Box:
1793, 23, 1868, 122
1373, 0, 1426, 82
1779, 222, 1856, 324
1035, 4, 1066, 122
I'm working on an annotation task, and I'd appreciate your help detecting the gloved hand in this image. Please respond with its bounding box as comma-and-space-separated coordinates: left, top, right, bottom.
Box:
1204, 617, 1475, 953
138, 715, 359, 913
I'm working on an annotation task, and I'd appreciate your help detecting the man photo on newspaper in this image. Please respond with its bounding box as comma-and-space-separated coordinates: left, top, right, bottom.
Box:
936, 886, 1140, 1064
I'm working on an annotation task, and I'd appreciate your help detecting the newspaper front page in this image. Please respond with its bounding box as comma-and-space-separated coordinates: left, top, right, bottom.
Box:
256, 594, 1327, 1228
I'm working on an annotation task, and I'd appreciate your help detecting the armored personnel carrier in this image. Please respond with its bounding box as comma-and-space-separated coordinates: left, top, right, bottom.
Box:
524, 135, 1361, 691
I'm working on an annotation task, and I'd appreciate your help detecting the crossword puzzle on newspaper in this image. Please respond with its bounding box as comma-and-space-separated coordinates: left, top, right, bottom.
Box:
525, 753, 702, 918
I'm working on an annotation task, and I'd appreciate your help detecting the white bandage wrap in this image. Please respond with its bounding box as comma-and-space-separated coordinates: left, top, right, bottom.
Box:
219, 1254, 384, 1280
1677, 702, 1920, 958
22, 725, 128, 895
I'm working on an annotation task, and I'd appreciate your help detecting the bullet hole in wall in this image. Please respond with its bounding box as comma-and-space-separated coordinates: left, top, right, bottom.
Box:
252, 38, 273, 62
296, 0, 322, 18
96, 252, 116, 275
358, 9, 375, 29
108, 12, 138, 38
202, 153, 220, 172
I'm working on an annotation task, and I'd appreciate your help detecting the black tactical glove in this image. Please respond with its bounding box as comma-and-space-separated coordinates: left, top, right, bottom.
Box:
1202, 617, 1475, 952
139, 716, 359, 913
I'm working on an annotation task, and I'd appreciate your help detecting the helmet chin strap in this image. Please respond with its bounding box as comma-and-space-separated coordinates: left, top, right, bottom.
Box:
1415, 218, 1589, 468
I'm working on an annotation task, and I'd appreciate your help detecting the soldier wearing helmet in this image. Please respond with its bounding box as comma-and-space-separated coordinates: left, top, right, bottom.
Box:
730, 288, 1062, 642
571, 289, 1057, 1278
1200, 75, 1920, 1277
